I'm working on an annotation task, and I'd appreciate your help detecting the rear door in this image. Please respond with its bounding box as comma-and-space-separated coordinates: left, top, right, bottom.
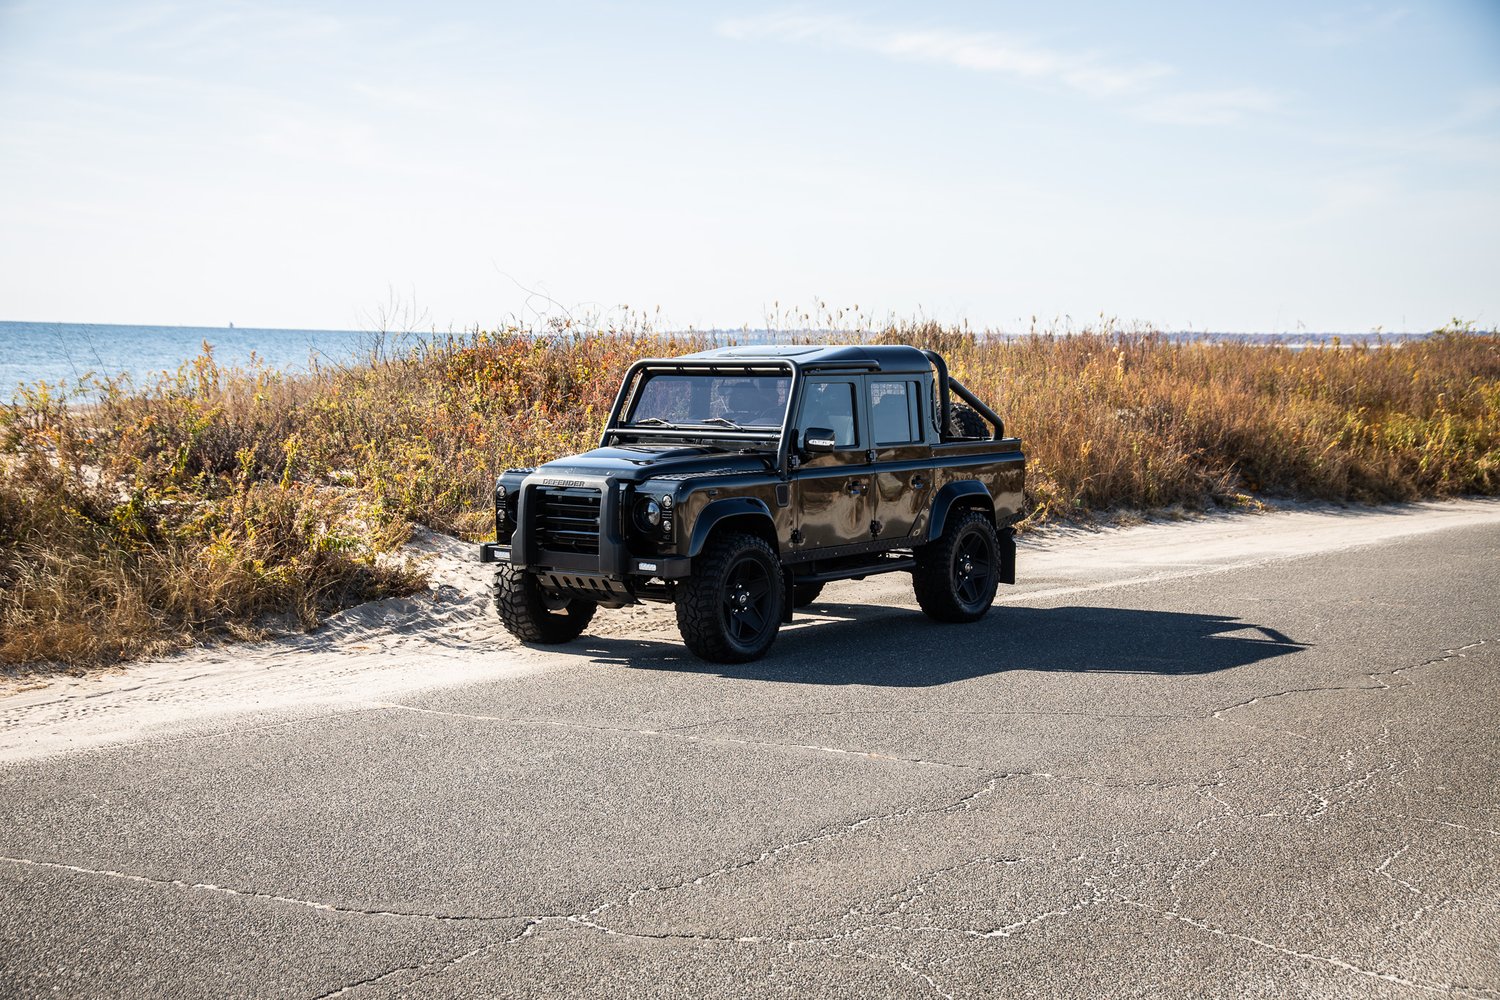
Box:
866, 376, 932, 540
791, 378, 869, 550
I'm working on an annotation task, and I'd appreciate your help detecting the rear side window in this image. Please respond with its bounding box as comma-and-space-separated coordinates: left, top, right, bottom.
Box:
799, 381, 858, 448
870, 380, 921, 446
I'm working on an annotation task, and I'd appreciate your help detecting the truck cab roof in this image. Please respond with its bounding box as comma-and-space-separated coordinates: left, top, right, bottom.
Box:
672, 344, 933, 375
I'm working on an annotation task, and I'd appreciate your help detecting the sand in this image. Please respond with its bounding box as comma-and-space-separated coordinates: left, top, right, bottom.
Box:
4, 498, 1498, 765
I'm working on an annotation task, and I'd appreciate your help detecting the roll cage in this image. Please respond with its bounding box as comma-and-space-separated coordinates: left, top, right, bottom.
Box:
600, 348, 1006, 477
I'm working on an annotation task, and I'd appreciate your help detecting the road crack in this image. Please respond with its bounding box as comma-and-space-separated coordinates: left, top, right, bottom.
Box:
595, 776, 1012, 918
857, 949, 956, 1000
1212, 638, 1494, 727
380, 702, 986, 771
0, 856, 526, 923
1117, 897, 1500, 998
1374, 814, 1500, 837
312, 935, 520, 1000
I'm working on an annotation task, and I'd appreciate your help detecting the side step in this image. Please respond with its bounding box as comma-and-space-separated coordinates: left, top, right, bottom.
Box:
781, 552, 917, 623
793, 554, 916, 586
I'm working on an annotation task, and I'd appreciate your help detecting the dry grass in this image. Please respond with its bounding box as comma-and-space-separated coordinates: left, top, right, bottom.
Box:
0, 355, 425, 668
880, 323, 1500, 520
3, 320, 1497, 670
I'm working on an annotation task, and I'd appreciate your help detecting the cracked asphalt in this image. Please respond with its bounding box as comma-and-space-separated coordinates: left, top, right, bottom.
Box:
2, 507, 1498, 999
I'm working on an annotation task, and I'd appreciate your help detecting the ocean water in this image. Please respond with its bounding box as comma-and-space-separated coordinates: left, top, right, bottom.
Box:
0, 320, 1428, 403
0, 321, 384, 401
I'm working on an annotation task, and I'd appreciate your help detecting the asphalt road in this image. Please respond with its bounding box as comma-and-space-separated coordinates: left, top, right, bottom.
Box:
2, 507, 1498, 999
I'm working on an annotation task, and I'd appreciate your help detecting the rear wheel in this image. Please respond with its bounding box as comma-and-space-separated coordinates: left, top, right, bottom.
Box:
676, 533, 785, 663
912, 509, 999, 623
792, 581, 824, 608
493, 565, 596, 643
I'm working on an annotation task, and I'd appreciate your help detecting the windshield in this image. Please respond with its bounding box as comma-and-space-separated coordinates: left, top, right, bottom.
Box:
627, 373, 791, 430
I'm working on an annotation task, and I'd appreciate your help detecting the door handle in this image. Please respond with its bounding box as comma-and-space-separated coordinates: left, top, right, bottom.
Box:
911, 474, 928, 489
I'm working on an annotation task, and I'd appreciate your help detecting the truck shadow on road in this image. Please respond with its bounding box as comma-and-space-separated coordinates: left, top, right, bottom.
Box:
579, 604, 1307, 686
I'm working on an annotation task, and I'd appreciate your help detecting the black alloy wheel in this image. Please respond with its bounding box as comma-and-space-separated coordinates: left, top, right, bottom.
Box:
723, 553, 775, 648
675, 532, 785, 662
912, 508, 1000, 623
952, 528, 995, 613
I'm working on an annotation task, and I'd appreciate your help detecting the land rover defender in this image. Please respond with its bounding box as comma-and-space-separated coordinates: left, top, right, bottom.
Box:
479, 345, 1025, 662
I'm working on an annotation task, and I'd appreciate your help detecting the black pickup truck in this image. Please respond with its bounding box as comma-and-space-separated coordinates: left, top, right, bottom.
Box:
479, 344, 1025, 662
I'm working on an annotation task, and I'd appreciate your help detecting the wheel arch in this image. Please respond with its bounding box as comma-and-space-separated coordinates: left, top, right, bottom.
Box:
927, 480, 996, 542
686, 498, 779, 558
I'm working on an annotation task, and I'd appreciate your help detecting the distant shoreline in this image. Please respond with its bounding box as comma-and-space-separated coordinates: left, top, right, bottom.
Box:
0, 319, 1442, 402
0, 319, 1440, 338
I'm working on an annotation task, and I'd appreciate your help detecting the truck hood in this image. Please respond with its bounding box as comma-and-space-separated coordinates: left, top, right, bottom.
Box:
533, 444, 774, 482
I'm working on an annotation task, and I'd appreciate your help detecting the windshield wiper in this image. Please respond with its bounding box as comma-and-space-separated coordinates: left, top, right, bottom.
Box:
700, 416, 748, 430
631, 417, 674, 426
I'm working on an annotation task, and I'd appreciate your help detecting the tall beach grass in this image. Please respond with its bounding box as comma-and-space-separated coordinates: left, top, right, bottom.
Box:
2, 320, 1496, 670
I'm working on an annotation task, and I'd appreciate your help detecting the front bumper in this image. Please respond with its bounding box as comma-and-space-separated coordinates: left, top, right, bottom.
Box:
478, 541, 688, 579
478, 468, 690, 581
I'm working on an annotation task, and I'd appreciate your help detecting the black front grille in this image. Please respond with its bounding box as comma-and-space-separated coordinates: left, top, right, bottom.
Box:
535, 487, 602, 554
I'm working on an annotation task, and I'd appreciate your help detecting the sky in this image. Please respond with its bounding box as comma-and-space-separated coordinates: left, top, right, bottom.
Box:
1, 1, 1498, 333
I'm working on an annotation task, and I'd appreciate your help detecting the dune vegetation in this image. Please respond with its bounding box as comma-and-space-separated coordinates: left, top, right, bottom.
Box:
2, 319, 1497, 670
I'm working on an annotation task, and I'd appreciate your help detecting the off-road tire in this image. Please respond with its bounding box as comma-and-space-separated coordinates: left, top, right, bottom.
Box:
675, 532, 785, 663
948, 403, 990, 440
493, 565, 596, 644
912, 509, 1000, 623
792, 582, 825, 608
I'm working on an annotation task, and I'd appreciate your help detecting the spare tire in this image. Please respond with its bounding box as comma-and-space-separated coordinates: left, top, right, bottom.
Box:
947, 403, 990, 439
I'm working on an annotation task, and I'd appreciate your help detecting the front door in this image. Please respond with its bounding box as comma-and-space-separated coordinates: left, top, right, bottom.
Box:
792, 378, 868, 551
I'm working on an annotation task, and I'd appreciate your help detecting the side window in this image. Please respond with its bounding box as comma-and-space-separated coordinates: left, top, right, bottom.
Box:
870, 380, 921, 446
799, 381, 858, 449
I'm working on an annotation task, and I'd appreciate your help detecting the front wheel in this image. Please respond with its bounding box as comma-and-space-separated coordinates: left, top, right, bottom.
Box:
675, 533, 785, 663
494, 565, 596, 643
912, 509, 1000, 623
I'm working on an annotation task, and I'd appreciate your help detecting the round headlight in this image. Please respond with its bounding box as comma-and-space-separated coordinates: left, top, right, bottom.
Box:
634, 497, 663, 531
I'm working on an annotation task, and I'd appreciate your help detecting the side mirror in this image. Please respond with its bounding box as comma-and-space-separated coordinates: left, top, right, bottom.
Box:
803, 427, 837, 453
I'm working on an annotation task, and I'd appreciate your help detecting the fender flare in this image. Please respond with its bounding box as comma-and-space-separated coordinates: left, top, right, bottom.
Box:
687, 497, 777, 557
927, 481, 995, 542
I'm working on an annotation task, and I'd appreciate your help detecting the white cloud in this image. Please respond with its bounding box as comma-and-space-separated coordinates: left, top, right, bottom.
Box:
1134, 87, 1282, 126
1292, 6, 1410, 47
718, 13, 1170, 99
719, 12, 1281, 126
